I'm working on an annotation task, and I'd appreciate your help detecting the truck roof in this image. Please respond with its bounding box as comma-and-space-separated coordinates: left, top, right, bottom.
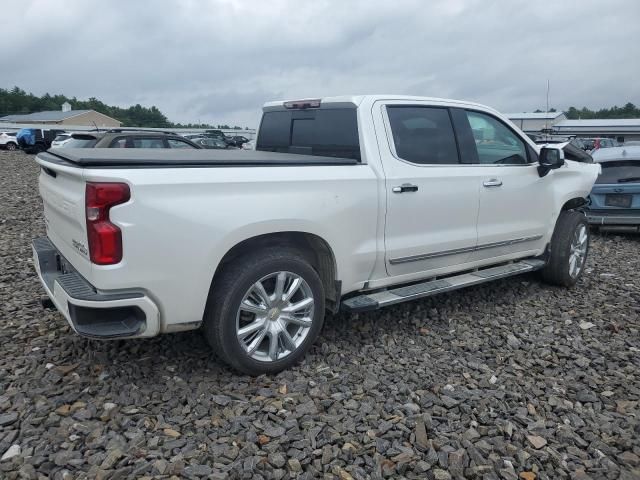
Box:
263, 95, 499, 114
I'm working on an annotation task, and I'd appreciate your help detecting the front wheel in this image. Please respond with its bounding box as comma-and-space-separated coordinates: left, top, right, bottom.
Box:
540, 211, 589, 287
5, 142, 17, 151
203, 249, 325, 375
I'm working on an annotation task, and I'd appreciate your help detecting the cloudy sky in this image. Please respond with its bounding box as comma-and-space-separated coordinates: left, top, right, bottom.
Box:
3, 0, 639, 127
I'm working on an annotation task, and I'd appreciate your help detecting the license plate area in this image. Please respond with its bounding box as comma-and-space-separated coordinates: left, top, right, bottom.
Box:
605, 194, 632, 208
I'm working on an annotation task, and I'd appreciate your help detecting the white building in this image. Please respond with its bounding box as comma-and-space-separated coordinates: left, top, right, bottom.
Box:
504, 112, 567, 133
552, 119, 640, 143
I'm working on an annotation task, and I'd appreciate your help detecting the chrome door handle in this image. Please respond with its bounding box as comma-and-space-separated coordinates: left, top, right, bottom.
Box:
392, 183, 419, 193
483, 179, 503, 187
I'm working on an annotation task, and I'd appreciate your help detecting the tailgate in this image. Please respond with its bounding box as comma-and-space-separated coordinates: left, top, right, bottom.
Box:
36, 153, 92, 279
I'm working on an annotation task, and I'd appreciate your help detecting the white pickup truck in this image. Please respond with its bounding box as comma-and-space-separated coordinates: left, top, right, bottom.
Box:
33, 95, 600, 374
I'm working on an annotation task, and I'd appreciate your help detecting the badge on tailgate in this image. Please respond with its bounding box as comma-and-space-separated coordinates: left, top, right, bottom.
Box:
72, 239, 88, 257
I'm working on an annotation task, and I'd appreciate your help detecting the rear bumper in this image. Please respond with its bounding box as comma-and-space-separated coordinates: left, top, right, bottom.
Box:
587, 210, 640, 226
32, 237, 160, 339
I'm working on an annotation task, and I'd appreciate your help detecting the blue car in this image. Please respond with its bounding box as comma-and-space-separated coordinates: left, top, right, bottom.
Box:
587, 146, 640, 230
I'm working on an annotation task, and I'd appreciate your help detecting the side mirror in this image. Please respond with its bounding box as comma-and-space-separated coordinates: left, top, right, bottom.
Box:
538, 147, 565, 177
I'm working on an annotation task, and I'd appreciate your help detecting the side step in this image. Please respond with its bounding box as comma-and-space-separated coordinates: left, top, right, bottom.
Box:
341, 259, 545, 313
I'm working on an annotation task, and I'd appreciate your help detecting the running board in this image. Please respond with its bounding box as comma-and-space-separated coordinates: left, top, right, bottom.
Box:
341, 259, 545, 313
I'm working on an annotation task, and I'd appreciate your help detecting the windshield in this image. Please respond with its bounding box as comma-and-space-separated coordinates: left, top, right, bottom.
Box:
596, 160, 640, 184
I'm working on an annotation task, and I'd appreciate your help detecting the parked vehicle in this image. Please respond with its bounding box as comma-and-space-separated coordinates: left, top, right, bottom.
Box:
50, 133, 73, 148
32, 95, 599, 375
16, 128, 65, 153
570, 137, 589, 151
554, 141, 594, 163
204, 129, 227, 140
226, 135, 250, 148
190, 136, 228, 149
586, 146, 640, 230
0, 131, 18, 151
582, 137, 617, 152
59, 130, 200, 149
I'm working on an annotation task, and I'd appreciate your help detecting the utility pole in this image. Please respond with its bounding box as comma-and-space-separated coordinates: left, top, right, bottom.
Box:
545, 79, 550, 132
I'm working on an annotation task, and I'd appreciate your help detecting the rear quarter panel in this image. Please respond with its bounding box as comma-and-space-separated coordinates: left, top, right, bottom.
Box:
82, 165, 379, 330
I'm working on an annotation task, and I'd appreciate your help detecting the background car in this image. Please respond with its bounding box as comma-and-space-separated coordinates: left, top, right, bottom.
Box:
0, 131, 18, 151
586, 146, 640, 230
226, 135, 250, 147
569, 137, 589, 151
190, 136, 228, 149
582, 137, 617, 152
16, 128, 66, 153
61, 130, 201, 149
50, 133, 73, 148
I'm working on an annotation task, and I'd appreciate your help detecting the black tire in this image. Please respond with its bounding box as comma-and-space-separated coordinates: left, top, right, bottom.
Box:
540, 211, 589, 287
5, 142, 17, 151
203, 248, 325, 375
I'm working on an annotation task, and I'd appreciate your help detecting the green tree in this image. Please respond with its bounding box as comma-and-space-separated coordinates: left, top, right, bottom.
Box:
0, 86, 250, 129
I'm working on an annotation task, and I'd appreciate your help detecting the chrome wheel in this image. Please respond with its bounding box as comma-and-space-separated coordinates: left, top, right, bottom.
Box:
569, 224, 588, 278
236, 271, 314, 362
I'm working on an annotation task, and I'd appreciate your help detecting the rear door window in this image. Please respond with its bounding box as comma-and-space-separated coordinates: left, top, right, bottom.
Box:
386, 106, 459, 165
257, 109, 360, 160
167, 138, 196, 149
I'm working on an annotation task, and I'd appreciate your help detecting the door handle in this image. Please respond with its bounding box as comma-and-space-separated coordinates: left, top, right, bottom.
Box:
392, 183, 419, 193
483, 179, 503, 188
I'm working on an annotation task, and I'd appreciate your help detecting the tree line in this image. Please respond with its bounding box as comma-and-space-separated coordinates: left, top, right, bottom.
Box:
0, 86, 247, 129
533, 102, 640, 119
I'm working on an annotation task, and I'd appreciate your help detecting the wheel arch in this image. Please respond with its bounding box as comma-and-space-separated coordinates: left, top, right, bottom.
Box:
209, 231, 340, 312
561, 196, 588, 211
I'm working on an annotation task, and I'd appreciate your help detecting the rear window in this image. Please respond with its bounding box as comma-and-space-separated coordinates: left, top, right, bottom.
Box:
61, 137, 98, 148
256, 109, 360, 160
596, 161, 640, 184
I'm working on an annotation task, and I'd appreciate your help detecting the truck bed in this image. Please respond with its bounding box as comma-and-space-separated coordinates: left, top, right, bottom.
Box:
39, 149, 359, 168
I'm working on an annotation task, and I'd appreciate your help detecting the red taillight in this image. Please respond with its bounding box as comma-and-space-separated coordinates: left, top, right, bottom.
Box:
85, 182, 130, 265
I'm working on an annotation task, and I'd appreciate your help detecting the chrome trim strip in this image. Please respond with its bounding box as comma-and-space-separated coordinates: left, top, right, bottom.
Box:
389, 235, 543, 265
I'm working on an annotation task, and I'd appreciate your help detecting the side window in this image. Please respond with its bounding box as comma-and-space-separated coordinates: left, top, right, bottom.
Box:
131, 137, 166, 148
167, 138, 196, 149
386, 106, 459, 164
465, 111, 528, 164
110, 138, 127, 148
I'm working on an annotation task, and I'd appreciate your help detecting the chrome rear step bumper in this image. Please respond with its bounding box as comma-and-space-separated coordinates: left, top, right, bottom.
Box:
32, 237, 160, 339
341, 259, 545, 313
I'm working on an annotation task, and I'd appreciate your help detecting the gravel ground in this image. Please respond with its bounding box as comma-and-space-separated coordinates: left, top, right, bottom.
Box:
0, 150, 638, 480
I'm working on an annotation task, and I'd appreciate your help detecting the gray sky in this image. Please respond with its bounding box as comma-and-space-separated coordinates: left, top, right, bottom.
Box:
3, 0, 639, 127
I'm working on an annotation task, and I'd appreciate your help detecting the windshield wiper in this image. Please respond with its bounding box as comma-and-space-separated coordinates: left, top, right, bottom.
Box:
618, 177, 640, 183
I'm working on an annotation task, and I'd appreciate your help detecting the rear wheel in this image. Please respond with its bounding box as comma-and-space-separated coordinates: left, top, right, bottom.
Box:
203, 249, 325, 375
540, 211, 589, 287
5, 142, 17, 151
